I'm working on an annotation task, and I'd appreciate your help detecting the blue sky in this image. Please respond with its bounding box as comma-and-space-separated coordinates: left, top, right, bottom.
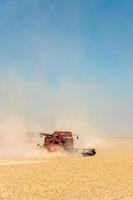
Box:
0, 0, 133, 136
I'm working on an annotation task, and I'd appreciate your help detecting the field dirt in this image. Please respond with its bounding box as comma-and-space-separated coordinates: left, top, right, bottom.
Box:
0, 140, 133, 200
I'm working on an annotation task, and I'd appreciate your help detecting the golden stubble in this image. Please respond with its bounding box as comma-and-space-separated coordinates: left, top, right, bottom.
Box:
0, 148, 133, 200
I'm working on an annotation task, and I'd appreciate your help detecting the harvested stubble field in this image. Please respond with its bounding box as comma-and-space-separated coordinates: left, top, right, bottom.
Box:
0, 141, 133, 200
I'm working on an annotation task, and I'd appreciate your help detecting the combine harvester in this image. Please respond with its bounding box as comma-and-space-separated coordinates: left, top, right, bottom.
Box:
37, 131, 96, 156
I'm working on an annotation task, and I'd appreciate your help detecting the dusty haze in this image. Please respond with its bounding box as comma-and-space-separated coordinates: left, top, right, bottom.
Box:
0, 70, 133, 159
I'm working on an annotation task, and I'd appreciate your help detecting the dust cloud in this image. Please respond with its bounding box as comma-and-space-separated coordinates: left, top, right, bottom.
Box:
0, 115, 132, 161
0, 70, 102, 160
0, 116, 68, 160
0, 116, 43, 160
0, 70, 132, 160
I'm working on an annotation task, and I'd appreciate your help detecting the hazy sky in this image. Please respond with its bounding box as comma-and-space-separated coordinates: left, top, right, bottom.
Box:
0, 0, 133, 136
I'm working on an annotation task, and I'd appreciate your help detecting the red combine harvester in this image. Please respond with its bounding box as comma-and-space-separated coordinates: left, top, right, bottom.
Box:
38, 131, 96, 156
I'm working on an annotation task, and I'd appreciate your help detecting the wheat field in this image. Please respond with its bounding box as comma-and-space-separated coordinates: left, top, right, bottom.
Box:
0, 141, 133, 200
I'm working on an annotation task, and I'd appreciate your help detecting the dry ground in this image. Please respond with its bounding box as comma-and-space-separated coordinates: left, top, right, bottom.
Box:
0, 149, 133, 200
